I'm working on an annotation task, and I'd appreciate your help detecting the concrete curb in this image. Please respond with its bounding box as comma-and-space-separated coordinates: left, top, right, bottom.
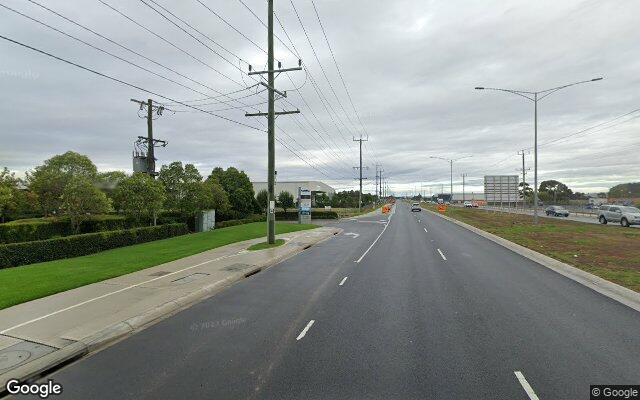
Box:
424, 208, 640, 313
0, 227, 341, 390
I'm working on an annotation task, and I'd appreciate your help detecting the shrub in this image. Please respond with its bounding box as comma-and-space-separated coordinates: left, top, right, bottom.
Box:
0, 215, 139, 244
215, 214, 265, 229
0, 223, 189, 268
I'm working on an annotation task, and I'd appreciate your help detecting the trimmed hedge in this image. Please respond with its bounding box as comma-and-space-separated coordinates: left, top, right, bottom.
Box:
0, 223, 189, 268
215, 214, 265, 229
0, 215, 139, 244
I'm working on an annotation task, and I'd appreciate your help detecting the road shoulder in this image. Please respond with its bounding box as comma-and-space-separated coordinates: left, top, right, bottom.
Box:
423, 207, 640, 313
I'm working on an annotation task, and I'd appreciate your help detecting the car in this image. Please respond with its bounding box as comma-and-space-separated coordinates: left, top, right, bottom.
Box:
471, 202, 479, 208
545, 206, 570, 217
463, 201, 473, 208
411, 202, 421, 212
598, 205, 640, 227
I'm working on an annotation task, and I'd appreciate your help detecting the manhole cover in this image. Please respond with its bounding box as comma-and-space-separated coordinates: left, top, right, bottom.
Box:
0, 350, 31, 370
0, 340, 57, 374
148, 271, 171, 277
171, 273, 209, 284
223, 263, 254, 272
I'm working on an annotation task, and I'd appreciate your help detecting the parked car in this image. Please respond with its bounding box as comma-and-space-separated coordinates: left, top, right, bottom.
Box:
545, 206, 570, 217
463, 201, 473, 208
598, 205, 640, 227
411, 202, 421, 212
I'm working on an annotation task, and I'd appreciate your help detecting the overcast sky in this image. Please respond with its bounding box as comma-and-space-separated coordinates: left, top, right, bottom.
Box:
1, 0, 638, 195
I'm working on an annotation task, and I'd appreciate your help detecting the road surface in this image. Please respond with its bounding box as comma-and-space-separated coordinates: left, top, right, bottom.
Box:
23, 205, 640, 399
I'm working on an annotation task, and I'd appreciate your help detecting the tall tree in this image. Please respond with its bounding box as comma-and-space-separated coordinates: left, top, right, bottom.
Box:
277, 191, 295, 213
256, 189, 269, 212
28, 151, 98, 215
114, 173, 165, 224
539, 180, 573, 203
207, 167, 256, 216
61, 177, 111, 233
159, 162, 204, 215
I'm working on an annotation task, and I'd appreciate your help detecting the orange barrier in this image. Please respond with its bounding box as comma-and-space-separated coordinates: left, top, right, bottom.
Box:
382, 204, 391, 214
437, 204, 447, 213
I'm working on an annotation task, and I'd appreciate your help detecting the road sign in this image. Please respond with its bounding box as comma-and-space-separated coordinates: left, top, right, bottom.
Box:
298, 187, 312, 224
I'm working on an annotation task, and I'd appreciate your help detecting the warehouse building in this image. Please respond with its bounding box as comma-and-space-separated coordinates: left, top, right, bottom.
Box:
251, 181, 335, 206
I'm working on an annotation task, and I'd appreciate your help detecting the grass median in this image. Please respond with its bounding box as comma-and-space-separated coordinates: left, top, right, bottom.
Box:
424, 204, 640, 292
0, 222, 317, 309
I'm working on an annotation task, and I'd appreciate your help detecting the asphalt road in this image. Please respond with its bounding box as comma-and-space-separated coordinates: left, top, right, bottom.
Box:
20, 205, 640, 399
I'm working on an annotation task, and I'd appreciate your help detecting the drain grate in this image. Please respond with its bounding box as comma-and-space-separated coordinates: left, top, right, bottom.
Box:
0, 340, 57, 374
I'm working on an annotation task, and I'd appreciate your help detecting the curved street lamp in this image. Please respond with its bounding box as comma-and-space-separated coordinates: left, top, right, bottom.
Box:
429, 155, 473, 201
475, 78, 603, 223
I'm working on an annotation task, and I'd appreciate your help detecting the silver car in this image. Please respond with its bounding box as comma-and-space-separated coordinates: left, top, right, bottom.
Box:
598, 205, 640, 227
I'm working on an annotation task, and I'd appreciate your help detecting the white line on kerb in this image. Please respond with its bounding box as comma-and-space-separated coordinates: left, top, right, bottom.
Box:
296, 320, 315, 340
355, 210, 393, 263
514, 371, 540, 400
423, 227, 428, 233
339, 277, 348, 286
437, 249, 447, 261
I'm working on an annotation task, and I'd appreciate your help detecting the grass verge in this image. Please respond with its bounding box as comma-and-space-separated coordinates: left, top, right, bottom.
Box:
423, 204, 640, 292
0, 222, 317, 309
247, 239, 286, 251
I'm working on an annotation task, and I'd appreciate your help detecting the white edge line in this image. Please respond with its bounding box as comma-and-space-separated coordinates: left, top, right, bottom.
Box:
339, 276, 348, 286
296, 320, 315, 340
0, 251, 241, 334
514, 371, 540, 400
424, 227, 428, 233
355, 212, 392, 263
437, 249, 447, 261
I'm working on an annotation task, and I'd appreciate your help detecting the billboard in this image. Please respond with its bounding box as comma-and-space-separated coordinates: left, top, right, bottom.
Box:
484, 175, 519, 204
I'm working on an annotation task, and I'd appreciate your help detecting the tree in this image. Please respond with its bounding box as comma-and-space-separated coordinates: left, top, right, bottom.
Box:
539, 180, 572, 204
200, 179, 230, 212
609, 182, 640, 198
159, 162, 206, 216
114, 173, 165, 224
315, 193, 330, 208
207, 167, 255, 216
256, 189, 269, 212
0, 168, 17, 222
277, 191, 295, 213
28, 151, 98, 215
61, 177, 111, 233
518, 182, 533, 204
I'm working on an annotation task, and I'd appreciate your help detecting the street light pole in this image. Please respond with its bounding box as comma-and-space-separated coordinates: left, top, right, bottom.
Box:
475, 77, 602, 224
430, 155, 472, 204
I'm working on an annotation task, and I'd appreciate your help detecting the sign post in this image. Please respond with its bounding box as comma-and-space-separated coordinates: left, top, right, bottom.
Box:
298, 187, 311, 224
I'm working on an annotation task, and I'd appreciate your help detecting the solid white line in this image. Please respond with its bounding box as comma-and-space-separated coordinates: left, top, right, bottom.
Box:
437, 249, 447, 261
423, 227, 428, 233
296, 320, 315, 340
514, 371, 540, 400
339, 276, 348, 286
0, 250, 242, 334
355, 214, 393, 263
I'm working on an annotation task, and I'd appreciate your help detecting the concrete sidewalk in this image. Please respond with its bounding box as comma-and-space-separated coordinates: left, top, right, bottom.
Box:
0, 226, 340, 388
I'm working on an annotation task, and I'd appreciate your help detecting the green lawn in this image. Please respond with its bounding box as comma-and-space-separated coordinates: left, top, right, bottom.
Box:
0, 222, 317, 309
247, 239, 286, 251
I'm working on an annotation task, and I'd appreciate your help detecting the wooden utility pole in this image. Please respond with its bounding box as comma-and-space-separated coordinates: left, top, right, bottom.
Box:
245, 0, 301, 244
353, 135, 368, 211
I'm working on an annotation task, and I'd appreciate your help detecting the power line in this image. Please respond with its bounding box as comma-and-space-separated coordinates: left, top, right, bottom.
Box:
0, 34, 264, 131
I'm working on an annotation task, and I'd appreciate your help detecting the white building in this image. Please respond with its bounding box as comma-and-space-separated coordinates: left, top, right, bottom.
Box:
251, 181, 336, 206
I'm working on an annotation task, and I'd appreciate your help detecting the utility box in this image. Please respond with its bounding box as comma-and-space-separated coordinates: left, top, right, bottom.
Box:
196, 210, 216, 232
298, 187, 311, 224
132, 154, 148, 174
